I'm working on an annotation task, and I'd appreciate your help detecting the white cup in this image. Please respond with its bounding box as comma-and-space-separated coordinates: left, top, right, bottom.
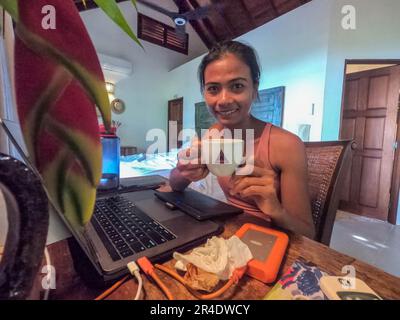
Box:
201, 138, 244, 177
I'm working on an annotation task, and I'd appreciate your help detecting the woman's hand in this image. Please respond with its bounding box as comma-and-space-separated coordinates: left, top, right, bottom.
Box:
229, 163, 282, 217
176, 140, 209, 182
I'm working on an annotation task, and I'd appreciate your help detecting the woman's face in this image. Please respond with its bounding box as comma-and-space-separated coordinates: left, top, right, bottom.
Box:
203, 53, 258, 128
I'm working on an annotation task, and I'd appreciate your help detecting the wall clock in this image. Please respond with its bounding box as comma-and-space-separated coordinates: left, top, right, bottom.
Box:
111, 98, 125, 114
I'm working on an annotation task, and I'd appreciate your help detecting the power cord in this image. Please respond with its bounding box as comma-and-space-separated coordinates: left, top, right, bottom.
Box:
127, 261, 142, 300
94, 261, 143, 300
94, 256, 247, 300
137, 256, 247, 300
155, 262, 247, 299
137, 257, 174, 300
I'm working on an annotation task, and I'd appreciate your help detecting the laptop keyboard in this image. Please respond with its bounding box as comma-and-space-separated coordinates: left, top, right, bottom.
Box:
92, 195, 176, 261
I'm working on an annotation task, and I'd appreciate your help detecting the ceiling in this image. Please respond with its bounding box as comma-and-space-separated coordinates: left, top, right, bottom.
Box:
75, 0, 312, 49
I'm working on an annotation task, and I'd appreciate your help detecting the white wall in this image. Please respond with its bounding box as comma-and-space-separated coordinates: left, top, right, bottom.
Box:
239, 0, 331, 141
80, 1, 208, 151
165, 0, 332, 141
166, 0, 400, 143
322, 0, 400, 140
162, 54, 204, 133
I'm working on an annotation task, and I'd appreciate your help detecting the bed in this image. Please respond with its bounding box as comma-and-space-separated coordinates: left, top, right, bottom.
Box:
119, 149, 226, 202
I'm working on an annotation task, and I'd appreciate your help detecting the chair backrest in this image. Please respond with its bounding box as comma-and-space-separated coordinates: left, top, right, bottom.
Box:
304, 140, 354, 245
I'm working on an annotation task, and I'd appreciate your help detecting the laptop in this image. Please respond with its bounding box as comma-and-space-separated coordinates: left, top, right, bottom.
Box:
0, 118, 223, 283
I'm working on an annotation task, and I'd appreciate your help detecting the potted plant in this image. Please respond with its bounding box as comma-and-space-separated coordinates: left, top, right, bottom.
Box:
0, 0, 141, 299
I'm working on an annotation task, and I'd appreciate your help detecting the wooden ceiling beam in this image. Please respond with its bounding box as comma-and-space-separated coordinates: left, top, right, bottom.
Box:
237, 0, 256, 29
210, 0, 235, 39
268, 0, 280, 17
172, 0, 214, 48
188, 0, 221, 44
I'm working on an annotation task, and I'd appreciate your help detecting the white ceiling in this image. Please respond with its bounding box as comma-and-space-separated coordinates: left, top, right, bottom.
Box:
80, 0, 208, 72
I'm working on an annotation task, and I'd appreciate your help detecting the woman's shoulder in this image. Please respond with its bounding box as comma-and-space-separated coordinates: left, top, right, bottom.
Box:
269, 125, 306, 168
271, 125, 304, 146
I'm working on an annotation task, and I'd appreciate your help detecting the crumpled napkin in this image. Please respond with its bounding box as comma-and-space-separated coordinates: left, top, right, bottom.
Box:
183, 263, 220, 292
173, 235, 253, 280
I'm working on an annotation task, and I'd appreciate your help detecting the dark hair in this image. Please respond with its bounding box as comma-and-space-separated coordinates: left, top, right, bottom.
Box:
198, 40, 261, 92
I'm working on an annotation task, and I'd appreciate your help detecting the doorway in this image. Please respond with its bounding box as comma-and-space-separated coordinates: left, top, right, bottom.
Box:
339, 60, 400, 224
167, 97, 183, 152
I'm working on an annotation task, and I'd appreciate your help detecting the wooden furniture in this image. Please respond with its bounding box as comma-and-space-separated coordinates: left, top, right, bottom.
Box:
45, 211, 400, 300
340, 65, 400, 221
167, 98, 183, 151
304, 140, 354, 246
120, 146, 137, 156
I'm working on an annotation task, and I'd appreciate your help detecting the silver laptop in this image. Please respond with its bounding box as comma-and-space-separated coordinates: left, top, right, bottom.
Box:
0, 118, 223, 283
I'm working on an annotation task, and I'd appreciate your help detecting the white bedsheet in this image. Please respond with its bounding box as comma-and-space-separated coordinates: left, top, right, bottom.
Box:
120, 151, 226, 202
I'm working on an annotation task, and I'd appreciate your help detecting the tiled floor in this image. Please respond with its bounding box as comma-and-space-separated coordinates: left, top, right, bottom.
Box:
330, 210, 400, 278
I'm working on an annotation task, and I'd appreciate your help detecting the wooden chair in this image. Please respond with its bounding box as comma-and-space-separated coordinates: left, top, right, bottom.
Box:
304, 140, 354, 246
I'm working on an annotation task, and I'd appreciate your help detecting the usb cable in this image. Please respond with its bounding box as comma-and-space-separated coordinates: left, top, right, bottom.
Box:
94, 261, 143, 300
127, 261, 142, 300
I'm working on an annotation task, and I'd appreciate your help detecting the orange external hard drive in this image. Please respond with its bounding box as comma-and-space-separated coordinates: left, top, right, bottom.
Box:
236, 223, 289, 283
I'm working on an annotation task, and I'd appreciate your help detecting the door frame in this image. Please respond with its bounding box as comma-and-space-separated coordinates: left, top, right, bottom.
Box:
167, 97, 183, 152
339, 59, 400, 224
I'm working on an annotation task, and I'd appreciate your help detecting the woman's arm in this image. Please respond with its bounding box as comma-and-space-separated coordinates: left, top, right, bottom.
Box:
270, 131, 315, 238
169, 167, 192, 191
169, 141, 209, 191
230, 130, 315, 239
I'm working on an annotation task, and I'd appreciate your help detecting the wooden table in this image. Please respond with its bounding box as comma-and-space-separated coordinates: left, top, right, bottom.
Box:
45, 212, 400, 300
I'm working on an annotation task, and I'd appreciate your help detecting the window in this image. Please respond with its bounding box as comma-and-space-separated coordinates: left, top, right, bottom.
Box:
137, 13, 188, 55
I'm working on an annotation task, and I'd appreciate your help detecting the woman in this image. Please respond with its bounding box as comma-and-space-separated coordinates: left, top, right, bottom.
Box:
169, 41, 315, 239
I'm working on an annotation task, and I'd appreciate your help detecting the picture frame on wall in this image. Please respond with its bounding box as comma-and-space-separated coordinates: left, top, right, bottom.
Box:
250, 86, 285, 127
194, 101, 215, 138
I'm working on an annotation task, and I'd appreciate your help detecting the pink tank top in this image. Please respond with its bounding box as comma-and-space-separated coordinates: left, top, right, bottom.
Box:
217, 122, 278, 221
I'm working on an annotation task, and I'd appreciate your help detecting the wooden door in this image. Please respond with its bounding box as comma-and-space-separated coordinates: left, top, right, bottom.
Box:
167, 97, 183, 151
339, 65, 400, 221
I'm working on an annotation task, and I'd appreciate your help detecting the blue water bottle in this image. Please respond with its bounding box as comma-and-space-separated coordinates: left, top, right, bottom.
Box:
99, 134, 120, 190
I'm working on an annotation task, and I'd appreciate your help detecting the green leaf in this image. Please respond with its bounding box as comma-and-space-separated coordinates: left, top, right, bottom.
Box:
130, 0, 138, 11
0, 0, 19, 21
94, 0, 143, 49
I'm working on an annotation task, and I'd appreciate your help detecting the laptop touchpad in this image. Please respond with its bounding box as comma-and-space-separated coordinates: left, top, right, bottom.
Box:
135, 197, 185, 222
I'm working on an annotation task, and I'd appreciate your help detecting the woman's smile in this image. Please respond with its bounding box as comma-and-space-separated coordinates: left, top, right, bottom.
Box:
215, 106, 240, 117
